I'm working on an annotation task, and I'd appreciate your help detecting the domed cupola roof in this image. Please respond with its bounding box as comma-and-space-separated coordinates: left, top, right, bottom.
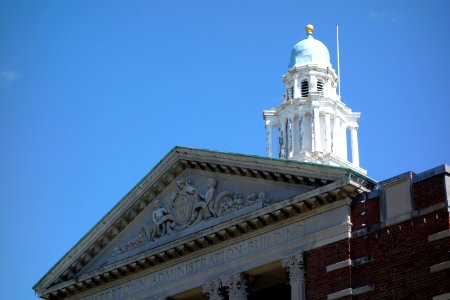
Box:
289, 24, 331, 68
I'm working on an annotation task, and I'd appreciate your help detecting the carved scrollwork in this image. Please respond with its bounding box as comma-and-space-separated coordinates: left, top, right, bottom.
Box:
169, 178, 213, 228
221, 273, 247, 299
202, 279, 224, 300
282, 252, 305, 281
112, 177, 268, 257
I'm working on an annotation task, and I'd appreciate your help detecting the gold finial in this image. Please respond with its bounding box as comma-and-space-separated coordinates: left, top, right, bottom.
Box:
306, 24, 314, 35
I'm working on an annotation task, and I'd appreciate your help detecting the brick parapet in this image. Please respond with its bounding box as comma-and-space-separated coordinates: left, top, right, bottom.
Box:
305, 209, 449, 299
305, 166, 450, 299
350, 208, 450, 299
413, 174, 447, 210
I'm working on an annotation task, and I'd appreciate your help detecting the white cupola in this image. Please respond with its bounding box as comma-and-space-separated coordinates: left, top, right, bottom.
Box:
263, 24, 366, 174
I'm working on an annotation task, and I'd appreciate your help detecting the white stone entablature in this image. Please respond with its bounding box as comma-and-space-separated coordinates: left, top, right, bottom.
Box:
72, 204, 352, 300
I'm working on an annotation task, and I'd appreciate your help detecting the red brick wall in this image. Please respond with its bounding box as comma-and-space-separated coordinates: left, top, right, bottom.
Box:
413, 174, 446, 210
351, 197, 380, 232
305, 239, 351, 299
352, 209, 450, 300
304, 174, 450, 299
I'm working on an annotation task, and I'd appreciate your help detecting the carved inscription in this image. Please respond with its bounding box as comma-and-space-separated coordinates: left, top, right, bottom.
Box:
79, 221, 303, 300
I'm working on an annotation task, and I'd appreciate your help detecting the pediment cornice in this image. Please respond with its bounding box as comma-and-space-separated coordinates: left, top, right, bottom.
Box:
34, 147, 376, 299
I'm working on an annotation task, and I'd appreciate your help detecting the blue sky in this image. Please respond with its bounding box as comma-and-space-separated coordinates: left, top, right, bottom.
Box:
1, 0, 449, 299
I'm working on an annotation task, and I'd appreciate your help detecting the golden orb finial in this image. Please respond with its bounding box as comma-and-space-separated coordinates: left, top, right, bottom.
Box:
306, 24, 314, 34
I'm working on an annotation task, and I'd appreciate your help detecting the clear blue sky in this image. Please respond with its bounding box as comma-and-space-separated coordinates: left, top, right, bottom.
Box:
1, 0, 449, 298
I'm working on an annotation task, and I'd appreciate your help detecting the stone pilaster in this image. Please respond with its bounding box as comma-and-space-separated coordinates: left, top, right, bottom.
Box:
221, 273, 247, 300
282, 253, 305, 300
202, 279, 224, 300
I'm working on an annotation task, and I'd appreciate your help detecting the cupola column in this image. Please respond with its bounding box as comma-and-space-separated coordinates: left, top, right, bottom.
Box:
283, 118, 289, 159
278, 126, 283, 158
265, 121, 273, 158
281, 118, 288, 158
287, 118, 293, 157
332, 116, 341, 156
313, 106, 321, 151
292, 115, 300, 156
341, 121, 348, 160
299, 115, 305, 152
325, 113, 332, 153
350, 126, 360, 166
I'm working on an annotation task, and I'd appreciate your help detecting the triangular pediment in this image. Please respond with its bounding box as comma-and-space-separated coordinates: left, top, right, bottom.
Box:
34, 147, 376, 299
80, 168, 316, 274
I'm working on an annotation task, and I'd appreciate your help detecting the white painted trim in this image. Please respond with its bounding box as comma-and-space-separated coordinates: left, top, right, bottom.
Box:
412, 203, 446, 217
428, 229, 450, 242
430, 261, 450, 273
326, 259, 351, 272
327, 285, 374, 300
352, 285, 375, 296
327, 288, 352, 300
326, 256, 372, 272
433, 293, 450, 300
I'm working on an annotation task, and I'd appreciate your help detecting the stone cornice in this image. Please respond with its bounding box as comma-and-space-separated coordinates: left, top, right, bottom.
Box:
34, 147, 376, 299
283, 65, 338, 83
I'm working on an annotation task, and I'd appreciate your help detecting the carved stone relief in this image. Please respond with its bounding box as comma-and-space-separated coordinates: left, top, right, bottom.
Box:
221, 273, 248, 300
151, 199, 175, 240
202, 279, 224, 300
112, 226, 150, 257
113, 178, 268, 257
281, 252, 304, 281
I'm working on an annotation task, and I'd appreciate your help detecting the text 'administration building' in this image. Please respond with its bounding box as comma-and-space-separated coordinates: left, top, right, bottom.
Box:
34, 25, 450, 300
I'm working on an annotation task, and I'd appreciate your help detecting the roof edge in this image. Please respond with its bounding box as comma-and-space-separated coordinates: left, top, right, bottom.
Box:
33, 146, 180, 290
34, 145, 377, 291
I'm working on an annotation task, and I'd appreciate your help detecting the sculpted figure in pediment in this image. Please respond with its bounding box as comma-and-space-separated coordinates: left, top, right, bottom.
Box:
170, 178, 214, 228
111, 177, 269, 257
151, 200, 175, 240
205, 178, 219, 216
